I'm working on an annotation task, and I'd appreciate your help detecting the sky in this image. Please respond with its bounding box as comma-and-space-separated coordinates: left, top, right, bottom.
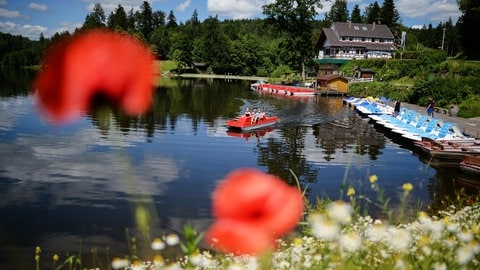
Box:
0, 0, 462, 40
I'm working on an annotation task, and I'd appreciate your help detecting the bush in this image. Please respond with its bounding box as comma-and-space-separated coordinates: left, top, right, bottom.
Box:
458, 95, 480, 118
347, 82, 412, 102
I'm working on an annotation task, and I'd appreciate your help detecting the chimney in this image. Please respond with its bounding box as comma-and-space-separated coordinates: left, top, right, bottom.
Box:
372, 21, 375, 30
348, 20, 351, 28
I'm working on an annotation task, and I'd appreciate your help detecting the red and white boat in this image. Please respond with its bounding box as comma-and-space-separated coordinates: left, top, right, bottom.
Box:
227, 114, 278, 131
254, 83, 317, 96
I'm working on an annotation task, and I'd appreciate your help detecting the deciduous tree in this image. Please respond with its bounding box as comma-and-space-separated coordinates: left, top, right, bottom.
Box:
262, 0, 322, 82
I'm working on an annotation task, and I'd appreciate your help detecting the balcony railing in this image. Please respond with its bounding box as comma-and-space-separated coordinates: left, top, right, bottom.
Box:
348, 77, 374, 83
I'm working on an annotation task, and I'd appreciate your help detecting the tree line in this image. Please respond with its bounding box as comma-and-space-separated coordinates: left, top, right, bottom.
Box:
1, 0, 479, 72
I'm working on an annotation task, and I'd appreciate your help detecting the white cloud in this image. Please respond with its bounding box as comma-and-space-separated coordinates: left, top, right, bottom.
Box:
0, 7, 22, 18
0, 20, 46, 38
177, 0, 190, 12
207, 0, 270, 19
0, 0, 6, 6
22, 24, 47, 35
396, 0, 461, 25
83, 0, 169, 15
0, 20, 15, 31
411, 24, 425, 29
28, 2, 48, 11
52, 21, 83, 35
316, 1, 333, 18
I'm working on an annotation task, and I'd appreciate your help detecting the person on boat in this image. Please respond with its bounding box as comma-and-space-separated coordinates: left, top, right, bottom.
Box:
244, 108, 251, 117
254, 109, 260, 124
251, 109, 257, 124
393, 100, 401, 117
426, 97, 435, 117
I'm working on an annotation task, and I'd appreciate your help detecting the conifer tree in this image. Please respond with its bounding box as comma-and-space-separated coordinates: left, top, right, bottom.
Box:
457, 0, 480, 59
83, 3, 106, 29
380, 0, 400, 30
326, 0, 349, 23
350, 4, 362, 23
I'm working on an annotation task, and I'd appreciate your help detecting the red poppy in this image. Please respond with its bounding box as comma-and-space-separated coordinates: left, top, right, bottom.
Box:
205, 168, 304, 255
34, 29, 158, 122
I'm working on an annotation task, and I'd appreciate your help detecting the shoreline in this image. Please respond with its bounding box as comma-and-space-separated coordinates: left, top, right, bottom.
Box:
170, 72, 267, 81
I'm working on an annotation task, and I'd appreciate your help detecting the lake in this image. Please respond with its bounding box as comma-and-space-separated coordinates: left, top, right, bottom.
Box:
0, 69, 478, 268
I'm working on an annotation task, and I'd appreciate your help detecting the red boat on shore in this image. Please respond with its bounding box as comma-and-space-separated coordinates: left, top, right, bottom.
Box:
226, 114, 278, 131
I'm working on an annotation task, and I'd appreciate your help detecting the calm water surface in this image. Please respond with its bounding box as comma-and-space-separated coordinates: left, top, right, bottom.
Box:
0, 69, 478, 268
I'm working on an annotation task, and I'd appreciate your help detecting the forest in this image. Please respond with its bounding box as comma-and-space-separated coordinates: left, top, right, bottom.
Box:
1, 0, 479, 117
1, 0, 478, 72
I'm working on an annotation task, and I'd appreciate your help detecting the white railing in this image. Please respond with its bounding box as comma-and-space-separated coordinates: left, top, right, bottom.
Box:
348, 77, 374, 83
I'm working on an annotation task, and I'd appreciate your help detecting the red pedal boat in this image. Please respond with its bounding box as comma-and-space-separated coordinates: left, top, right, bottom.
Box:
227, 114, 278, 131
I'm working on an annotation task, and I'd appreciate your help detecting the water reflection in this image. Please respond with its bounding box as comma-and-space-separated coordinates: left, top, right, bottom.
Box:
0, 69, 478, 268
226, 127, 276, 142
0, 68, 35, 97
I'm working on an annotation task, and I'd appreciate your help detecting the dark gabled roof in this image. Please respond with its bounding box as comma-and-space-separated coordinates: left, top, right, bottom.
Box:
332, 22, 394, 39
355, 67, 375, 73
316, 22, 396, 51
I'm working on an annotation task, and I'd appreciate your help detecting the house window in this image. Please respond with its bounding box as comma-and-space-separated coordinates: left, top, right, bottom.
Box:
362, 26, 368, 31
354, 26, 359, 30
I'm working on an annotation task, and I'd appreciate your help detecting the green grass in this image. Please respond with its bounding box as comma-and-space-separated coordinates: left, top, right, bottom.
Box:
158, 60, 177, 73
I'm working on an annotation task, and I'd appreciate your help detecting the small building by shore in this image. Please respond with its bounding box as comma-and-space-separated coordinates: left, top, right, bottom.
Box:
316, 75, 349, 93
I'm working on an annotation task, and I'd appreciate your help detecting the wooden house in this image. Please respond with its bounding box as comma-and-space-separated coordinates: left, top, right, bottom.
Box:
353, 67, 375, 80
316, 75, 349, 93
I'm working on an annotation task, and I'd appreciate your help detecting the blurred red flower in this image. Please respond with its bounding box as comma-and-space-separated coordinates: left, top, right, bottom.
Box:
34, 29, 158, 122
205, 168, 304, 255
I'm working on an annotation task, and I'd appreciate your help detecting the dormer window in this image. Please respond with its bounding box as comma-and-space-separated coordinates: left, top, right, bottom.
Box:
354, 26, 359, 30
